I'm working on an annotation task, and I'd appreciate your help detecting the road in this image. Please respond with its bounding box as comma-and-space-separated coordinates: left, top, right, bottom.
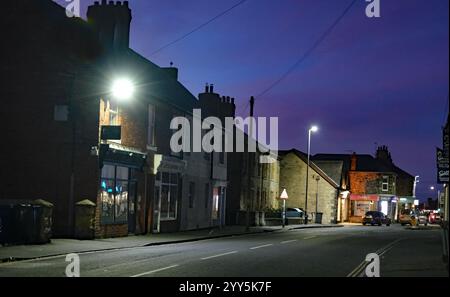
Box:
0, 225, 447, 277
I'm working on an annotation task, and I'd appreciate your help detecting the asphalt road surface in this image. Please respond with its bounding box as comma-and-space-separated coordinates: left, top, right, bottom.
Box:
0, 225, 447, 277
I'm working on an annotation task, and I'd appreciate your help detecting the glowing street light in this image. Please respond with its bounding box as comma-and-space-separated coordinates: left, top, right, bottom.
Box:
305, 125, 318, 225
111, 78, 135, 100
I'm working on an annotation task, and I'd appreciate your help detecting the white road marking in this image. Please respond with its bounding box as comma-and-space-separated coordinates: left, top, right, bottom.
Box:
130, 264, 179, 277
281, 240, 297, 244
200, 251, 238, 260
303, 236, 317, 240
250, 244, 273, 250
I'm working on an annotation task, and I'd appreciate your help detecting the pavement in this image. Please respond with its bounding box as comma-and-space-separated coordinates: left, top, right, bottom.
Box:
0, 223, 340, 262
0, 224, 447, 277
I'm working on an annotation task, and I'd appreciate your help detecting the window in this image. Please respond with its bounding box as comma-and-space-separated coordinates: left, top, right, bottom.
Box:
171, 111, 183, 158
100, 165, 134, 224
109, 101, 119, 125
155, 172, 179, 220
54, 105, 68, 121
204, 183, 209, 208
219, 135, 225, 164
382, 176, 389, 192
189, 182, 195, 208
147, 104, 156, 147
184, 115, 192, 157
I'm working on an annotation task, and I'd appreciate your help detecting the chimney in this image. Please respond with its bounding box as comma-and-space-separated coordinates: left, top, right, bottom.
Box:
376, 145, 392, 163
87, 1, 132, 51
205, 83, 209, 93
162, 65, 178, 80
350, 152, 357, 171
210, 84, 214, 93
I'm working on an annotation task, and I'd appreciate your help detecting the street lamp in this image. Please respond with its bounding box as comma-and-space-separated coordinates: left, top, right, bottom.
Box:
305, 125, 318, 225
314, 175, 320, 222
111, 78, 135, 100
430, 186, 441, 210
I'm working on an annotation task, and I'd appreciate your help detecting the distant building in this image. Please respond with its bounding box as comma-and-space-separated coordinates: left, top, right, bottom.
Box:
313, 146, 415, 223
226, 144, 280, 226
279, 149, 341, 224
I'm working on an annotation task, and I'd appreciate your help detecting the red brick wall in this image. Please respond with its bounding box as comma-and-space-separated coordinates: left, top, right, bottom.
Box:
349, 172, 380, 194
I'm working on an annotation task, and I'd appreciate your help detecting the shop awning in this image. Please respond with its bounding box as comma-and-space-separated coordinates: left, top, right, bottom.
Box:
350, 194, 379, 201
100, 143, 147, 170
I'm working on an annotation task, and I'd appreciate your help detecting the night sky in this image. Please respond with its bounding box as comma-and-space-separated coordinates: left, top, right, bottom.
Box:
56, 0, 449, 201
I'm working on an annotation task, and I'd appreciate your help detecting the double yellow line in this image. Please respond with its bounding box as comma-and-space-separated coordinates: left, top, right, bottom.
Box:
347, 238, 403, 277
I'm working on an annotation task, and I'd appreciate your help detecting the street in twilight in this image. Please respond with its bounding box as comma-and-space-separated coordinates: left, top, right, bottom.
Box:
0, 0, 448, 283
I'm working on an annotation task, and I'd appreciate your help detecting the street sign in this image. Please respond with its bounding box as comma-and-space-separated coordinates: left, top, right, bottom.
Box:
437, 147, 449, 184
101, 125, 121, 140
280, 189, 288, 199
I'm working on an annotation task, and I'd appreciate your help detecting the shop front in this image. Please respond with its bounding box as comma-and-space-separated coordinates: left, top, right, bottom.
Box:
378, 195, 398, 220
348, 194, 379, 223
97, 143, 147, 238
152, 155, 187, 233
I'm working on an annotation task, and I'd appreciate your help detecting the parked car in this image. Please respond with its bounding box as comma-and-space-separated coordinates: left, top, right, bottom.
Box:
428, 211, 442, 224
417, 211, 428, 226
285, 208, 304, 218
399, 209, 418, 225
362, 211, 391, 226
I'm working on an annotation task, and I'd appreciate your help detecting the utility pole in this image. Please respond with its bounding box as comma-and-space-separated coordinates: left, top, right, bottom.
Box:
245, 96, 255, 231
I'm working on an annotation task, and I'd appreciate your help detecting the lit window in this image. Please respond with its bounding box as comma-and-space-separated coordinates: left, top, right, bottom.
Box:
100, 165, 134, 224
109, 101, 120, 126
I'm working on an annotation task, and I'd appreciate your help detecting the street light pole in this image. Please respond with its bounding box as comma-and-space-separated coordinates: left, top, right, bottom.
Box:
305, 126, 318, 225
315, 175, 320, 216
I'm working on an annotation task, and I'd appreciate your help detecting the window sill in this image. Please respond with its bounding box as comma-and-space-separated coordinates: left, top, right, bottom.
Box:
100, 221, 128, 226
146, 145, 158, 152
160, 218, 177, 222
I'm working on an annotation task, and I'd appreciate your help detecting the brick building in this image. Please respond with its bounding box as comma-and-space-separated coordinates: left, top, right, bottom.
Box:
313, 146, 415, 223
1, 0, 236, 238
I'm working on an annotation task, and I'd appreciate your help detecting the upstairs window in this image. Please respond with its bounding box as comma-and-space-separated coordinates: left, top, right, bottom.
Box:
147, 104, 156, 147
382, 176, 389, 192
109, 101, 119, 126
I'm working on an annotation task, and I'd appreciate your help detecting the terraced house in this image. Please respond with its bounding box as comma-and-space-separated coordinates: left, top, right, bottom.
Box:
1, 0, 235, 238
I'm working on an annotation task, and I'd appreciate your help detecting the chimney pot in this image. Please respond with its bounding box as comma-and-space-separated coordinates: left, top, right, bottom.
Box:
231, 98, 235, 104
124, 1, 129, 7
102, 0, 106, 4
109, 1, 114, 5
205, 83, 209, 93
116, 1, 122, 6
210, 84, 214, 93
350, 152, 357, 171
94, 1, 99, 5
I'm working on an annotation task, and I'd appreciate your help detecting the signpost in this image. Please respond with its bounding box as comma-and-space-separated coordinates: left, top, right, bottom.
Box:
280, 189, 289, 228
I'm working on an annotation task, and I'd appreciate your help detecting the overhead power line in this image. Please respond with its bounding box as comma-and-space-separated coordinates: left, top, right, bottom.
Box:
150, 0, 248, 56
255, 0, 357, 100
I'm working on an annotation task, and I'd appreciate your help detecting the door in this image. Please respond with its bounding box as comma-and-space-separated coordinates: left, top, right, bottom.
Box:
153, 184, 161, 233
128, 181, 137, 234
